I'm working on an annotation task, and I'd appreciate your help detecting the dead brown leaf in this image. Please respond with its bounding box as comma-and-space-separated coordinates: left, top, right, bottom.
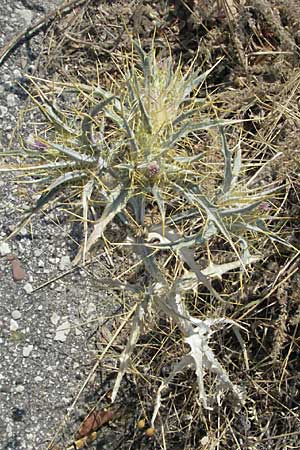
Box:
76, 409, 114, 439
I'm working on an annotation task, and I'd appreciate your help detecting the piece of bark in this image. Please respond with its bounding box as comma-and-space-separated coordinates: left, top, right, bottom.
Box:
76, 409, 114, 439
11, 258, 27, 282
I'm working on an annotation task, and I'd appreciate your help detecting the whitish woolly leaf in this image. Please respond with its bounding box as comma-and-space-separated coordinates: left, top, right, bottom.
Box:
232, 142, 242, 185
49, 142, 96, 164
236, 221, 296, 249
122, 116, 140, 155
130, 73, 152, 133
174, 183, 240, 261
82, 179, 95, 261
181, 61, 220, 100
133, 41, 150, 86
152, 185, 165, 228
147, 226, 223, 302
219, 127, 233, 194
150, 283, 244, 416
175, 256, 259, 292
47, 171, 87, 191
81, 96, 118, 149
173, 151, 203, 164
172, 108, 201, 127
111, 297, 150, 403
73, 184, 131, 265
219, 201, 261, 217
7, 171, 86, 240
0, 161, 79, 172
162, 118, 242, 154
38, 96, 76, 135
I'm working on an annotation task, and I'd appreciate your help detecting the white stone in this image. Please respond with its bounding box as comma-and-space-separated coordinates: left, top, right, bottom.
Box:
86, 302, 96, 315
50, 312, 60, 326
11, 310, 21, 320
10, 319, 19, 331
15, 385, 25, 393
6, 93, 17, 107
34, 376, 43, 383
17, 8, 33, 26
23, 344, 33, 357
59, 255, 71, 271
0, 106, 8, 118
54, 321, 70, 342
23, 283, 33, 294
0, 241, 11, 256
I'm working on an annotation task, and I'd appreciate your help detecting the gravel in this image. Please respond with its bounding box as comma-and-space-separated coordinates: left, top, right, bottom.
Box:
0, 2, 119, 449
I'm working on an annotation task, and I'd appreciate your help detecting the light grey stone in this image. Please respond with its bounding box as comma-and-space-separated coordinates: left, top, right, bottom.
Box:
59, 255, 71, 271
54, 321, 70, 342
11, 310, 21, 320
34, 376, 43, 383
86, 302, 96, 315
10, 318, 19, 331
0, 241, 11, 256
17, 8, 33, 26
0, 105, 8, 118
50, 312, 60, 326
6, 93, 17, 107
23, 283, 33, 294
23, 344, 34, 357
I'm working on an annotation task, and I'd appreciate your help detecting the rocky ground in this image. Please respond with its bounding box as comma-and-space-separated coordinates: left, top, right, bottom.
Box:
0, 2, 119, 450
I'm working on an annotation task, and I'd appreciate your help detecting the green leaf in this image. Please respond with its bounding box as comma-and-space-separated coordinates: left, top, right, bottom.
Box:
81, 96, 118, 149
130, 72, 153, 133
36, 92, 76, 135
173, 152, 203, 164
122, 116, 140, 154
152, 185, 165, 228
147, 225, 223, 301
162, 118, 242, 154
0, 161, 79, 172
174, 183, 241, 261
49, 143, 96, 164
73, 184, 132, 265
47, 171, 87, 191
219, 127, 233, 194
219, 201, 261, 217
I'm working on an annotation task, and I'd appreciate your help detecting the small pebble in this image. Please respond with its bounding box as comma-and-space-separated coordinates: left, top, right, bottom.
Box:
0, 106, 8, 118
6, 93, 17, 107
15, 385, 25, 394
11, 310, 21, 320
17, 8, 33, 27
0, 242, 11, 256
50, 312, 60, 326
34, 376, 43, 383
23, 344, 33, 357
11, 258, 26, 282
86, 302, 96, 315
59, 255, 71, 271
23, 283, 33, 294
54, 321, 70, 342
10, 319, 19, 331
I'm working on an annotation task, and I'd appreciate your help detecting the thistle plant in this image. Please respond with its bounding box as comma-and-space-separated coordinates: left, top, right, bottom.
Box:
0, 41, 289, 427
